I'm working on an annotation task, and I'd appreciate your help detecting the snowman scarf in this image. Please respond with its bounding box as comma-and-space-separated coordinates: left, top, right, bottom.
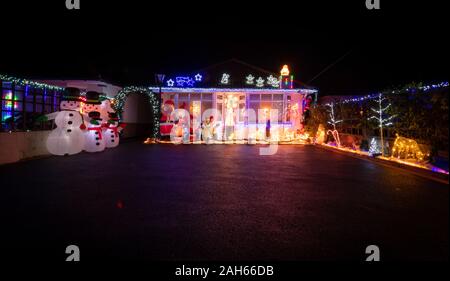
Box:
88, 119, 103, 139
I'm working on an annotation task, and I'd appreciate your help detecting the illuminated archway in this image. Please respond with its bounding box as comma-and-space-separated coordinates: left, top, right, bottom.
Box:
113, 86, 160, 138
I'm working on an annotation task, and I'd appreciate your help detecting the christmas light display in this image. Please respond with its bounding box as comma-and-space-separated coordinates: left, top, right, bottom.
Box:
368, 138, 381, 156
113, 86, 160, 139
280, 65, 290, 76
166, 79, 175, 87
246, 74, 255, 85
194, 73, 202, 81
315, 124, 326, 144
165, 74, 203, 88
391, 134, 426, 161
266, 75, 280, 88
333, 81, 449, 105
368, 93, 396, 156
420, 81, 448, 92
220, 73, 230, 84
0, 74, 64, 91
326, 102, 342, 147
176, 77, 193, 87
3, 91, 18, 110
148, 87, 309, 93
256, 77, 265, 88
279, 65, 294, 89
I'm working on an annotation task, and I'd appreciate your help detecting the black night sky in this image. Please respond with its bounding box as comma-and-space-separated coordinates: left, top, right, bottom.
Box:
1, 0, 447, 95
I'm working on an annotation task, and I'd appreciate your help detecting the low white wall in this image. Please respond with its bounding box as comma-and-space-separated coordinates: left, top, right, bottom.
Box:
0, 131, 51, 165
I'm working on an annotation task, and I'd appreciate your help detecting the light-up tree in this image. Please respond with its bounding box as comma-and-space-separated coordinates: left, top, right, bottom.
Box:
368, 93, 396, 156
326, 102, 342, 147
368, 137, 380, 156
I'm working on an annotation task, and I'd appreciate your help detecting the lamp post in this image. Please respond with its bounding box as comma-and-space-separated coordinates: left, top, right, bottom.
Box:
155, 74, 165, 140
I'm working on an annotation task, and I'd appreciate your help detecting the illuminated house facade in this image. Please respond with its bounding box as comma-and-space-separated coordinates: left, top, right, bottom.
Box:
149, 60, 318, 143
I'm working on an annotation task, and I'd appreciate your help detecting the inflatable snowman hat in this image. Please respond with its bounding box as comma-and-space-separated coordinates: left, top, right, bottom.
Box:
58, 87, 83, 112
108, 112, 119, 120
62, 87, 82, 102
83, 91, 102, 116
88, 111, 102, 122
85, 91, 101, 104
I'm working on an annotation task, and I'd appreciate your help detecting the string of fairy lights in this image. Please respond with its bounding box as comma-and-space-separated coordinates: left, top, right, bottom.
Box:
0, 74, 65, 91
335, 81, 449, 105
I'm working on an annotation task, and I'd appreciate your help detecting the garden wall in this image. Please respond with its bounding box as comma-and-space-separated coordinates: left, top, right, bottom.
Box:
0, 131, 51, 165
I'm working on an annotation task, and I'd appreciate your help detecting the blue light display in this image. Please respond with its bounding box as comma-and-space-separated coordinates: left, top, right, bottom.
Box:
166, 73, 202, 88
176, 77, 195, 87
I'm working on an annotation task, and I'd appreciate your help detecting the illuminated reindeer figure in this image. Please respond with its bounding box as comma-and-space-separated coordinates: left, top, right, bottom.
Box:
391, 134, 426, 161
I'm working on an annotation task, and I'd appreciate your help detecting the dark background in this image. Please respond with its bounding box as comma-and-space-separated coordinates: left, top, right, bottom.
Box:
0, 0, 447, 95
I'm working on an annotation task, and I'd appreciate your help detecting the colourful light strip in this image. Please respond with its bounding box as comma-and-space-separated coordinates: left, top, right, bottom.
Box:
379, 156, 449, 175
149, 87, 316, 94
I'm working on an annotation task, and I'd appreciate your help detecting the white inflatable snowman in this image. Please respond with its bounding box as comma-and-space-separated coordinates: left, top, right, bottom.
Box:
46, 87, 86, 156
84, 111, 106, 153
82, 91, 102, 124
103, 112, 124, 148
99, 98, 114, 122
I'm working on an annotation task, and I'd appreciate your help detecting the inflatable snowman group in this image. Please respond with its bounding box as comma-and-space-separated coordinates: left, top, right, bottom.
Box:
46, 88, 124, 156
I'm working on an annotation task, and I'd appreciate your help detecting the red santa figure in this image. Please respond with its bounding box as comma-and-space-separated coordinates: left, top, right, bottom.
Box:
161, 99, 175, 122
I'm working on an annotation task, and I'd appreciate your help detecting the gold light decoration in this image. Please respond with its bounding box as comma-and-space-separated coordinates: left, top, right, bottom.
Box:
315, 124, 326, 144
391, 134, 427, 161
280, 65, 290, 76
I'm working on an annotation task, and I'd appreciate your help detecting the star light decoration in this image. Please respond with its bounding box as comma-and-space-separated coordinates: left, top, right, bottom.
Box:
176, 77, 195, 87
194, 73, 202, 81
246, 74, 255, 85
266, 75, 280, 88
167, 79, 175, 87
256, 77, 265, 88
